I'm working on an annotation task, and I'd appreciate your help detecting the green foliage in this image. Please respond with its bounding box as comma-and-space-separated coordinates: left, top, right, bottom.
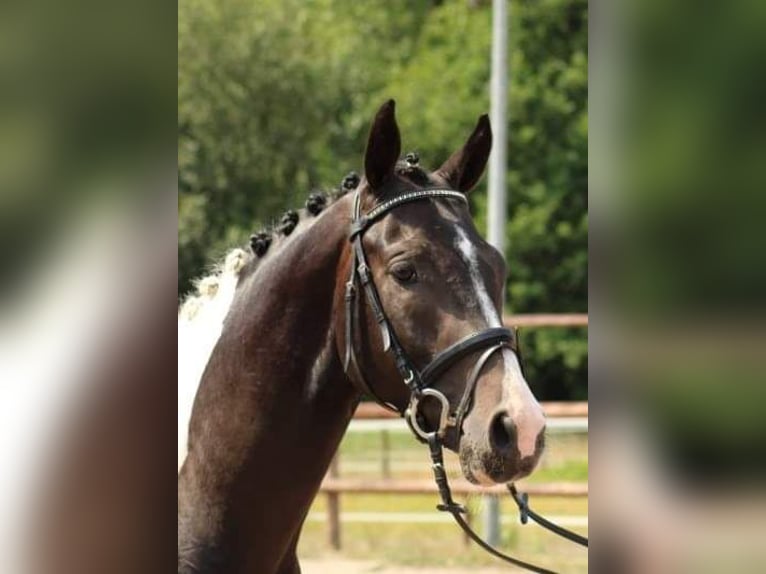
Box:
178, 0, 588, 399
506, 0, 588, 398
178, 0, 432, 293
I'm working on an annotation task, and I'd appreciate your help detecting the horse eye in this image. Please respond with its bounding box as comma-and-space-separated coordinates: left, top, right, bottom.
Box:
390, 262, 417, 283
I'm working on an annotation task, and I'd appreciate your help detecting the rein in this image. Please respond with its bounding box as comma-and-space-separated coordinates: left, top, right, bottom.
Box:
342, 188, 587, 572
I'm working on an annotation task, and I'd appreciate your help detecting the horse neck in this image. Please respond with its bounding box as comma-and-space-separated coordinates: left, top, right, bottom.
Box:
179, 196, 359, 573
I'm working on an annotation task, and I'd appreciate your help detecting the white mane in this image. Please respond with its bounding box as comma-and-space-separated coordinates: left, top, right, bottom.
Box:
178, 248, 250, 470
177, 192, 348, 471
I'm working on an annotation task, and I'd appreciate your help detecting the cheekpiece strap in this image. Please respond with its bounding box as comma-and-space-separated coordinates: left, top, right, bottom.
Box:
344, 188, 470, 408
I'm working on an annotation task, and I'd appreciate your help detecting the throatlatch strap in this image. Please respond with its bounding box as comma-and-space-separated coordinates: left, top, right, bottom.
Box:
343, 254, 356, 372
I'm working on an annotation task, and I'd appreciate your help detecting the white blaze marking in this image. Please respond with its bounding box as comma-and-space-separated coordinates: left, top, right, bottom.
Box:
499, 348, 545, 458
454, 227, 502, 330
454, 227, 545, 459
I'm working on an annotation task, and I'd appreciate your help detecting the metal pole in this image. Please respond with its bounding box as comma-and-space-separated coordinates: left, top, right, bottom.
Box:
488, 0, 508, 252
484, 0, 508, 548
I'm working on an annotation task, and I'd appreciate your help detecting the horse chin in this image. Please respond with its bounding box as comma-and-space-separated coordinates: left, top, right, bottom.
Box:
462, 463, 497, 486
459, 442, 500, 486
459, 439, 539, 486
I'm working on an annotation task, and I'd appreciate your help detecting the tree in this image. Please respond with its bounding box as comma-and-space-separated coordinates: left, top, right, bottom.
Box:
178, 0, 588, 399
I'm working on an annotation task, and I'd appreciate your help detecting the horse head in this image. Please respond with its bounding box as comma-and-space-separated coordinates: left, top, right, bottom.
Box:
337, 101, 546, 484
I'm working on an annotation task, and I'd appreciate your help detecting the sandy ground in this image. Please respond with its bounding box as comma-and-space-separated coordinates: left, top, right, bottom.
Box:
301, 557, 511, 574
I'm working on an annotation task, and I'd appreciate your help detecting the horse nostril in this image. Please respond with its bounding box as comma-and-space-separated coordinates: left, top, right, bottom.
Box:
489, 411, 516, 452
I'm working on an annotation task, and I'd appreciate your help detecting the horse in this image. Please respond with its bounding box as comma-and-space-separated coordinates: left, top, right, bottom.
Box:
178, 100, 547, 574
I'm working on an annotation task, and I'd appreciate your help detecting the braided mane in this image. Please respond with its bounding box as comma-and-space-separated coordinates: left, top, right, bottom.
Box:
179, 160, 431, 319
178, 157, 430, 469
179, 171, 359, 318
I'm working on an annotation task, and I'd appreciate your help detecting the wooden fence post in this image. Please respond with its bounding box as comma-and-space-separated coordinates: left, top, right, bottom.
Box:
381, 429, 390, 479
463, 507, 472, 547
327, 454, 341, 550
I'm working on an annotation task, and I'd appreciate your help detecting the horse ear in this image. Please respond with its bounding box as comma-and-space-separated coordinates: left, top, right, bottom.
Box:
436, 114, 492, 192
364, 100, 401, 190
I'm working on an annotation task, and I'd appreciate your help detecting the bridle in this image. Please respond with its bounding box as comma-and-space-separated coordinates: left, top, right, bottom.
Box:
343, 188, 513, 426
342, 187, 587, 573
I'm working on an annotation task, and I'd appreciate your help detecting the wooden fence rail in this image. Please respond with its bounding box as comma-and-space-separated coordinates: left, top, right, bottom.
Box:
326, 400, 588, 551
320, 479, 588, 497
504, 313, 588, 327
354, 400, 588, 420
318, 478, 588, 550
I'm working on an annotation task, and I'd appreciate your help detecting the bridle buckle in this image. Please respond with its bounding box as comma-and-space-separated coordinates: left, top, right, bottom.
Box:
357, 263, 371, 284
405, 388, 453, 440
344, 281, 356, 301
403, 369, 415, 385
